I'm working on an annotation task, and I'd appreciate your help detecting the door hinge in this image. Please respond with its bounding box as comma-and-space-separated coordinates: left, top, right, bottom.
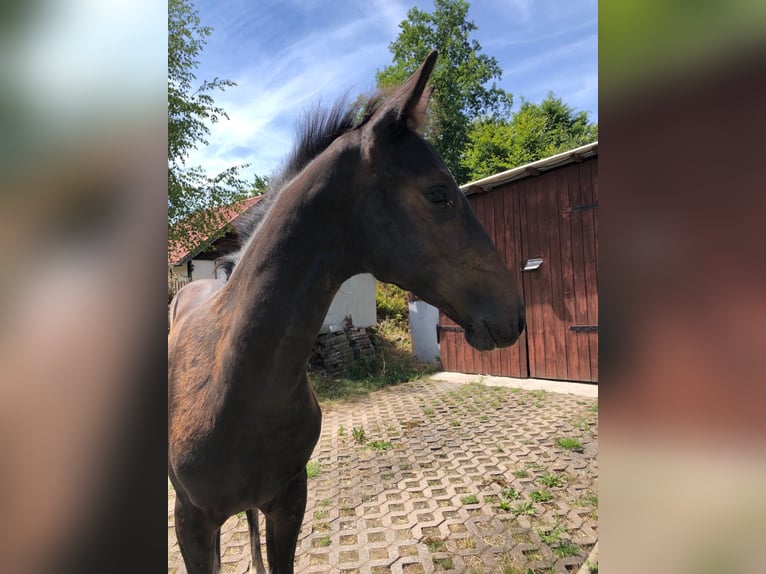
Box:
568, 325, 598, 333
563, 202, 598, 214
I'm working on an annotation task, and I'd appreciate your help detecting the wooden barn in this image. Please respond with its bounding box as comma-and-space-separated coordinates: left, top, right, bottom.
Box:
434, 142, 598, 383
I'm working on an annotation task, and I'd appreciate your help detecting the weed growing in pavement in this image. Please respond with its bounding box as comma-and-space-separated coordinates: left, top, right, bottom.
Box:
556, 437, 584, 451
369, 440, 393, 451
306, 460, 321, 478
540, 472, 565, 488
423, 536, 445, 552
351, 427, 366, 444
513, 500, 536, 516
554, 542, 582, 557
530, 490, 554, 503
536, 522, 566, 545
502, 487, 521, 500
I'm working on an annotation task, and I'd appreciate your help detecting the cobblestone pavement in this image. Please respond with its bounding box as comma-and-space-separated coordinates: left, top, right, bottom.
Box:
168, 375, 598, 573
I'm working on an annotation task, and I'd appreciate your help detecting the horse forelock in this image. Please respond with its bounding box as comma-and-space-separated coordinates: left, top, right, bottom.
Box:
215, 93, 383, 280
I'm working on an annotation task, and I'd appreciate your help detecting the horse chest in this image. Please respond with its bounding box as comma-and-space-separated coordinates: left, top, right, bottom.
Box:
172, 390, 322, 511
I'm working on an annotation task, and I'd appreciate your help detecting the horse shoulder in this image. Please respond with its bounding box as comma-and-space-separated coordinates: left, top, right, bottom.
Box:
169, 278, 224, 329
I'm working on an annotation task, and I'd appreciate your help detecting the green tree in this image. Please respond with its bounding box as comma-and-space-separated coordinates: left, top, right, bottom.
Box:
168, 0, 251, 256
250, 173, 269, 196
376, 0, 512, 184
462, 93, 598, 180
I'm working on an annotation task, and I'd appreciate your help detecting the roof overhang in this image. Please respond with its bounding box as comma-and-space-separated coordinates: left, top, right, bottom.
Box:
460, 141, 598, 196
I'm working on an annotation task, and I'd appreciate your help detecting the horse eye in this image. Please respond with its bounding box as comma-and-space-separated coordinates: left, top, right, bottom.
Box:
426, 187, 448, 204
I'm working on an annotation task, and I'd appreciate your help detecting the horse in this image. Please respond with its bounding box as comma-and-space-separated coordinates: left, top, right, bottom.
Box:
168, 50, 525, 574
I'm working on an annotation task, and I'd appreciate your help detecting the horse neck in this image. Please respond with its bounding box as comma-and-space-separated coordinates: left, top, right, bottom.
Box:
217, 146, 361, 393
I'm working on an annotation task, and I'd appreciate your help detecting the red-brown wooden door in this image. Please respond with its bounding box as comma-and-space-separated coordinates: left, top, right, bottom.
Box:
521, 161, 598, 382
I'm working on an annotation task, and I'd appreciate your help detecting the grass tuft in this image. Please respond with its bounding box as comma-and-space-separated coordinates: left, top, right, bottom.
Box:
530, 489, 554, 503
540, 472, 565, 488
369, 440, 393, 451
306, 460, 322, 479
555, 437, 584, 451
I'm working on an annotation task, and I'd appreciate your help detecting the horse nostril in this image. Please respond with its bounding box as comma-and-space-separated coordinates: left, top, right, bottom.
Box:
518, 307, 526, 334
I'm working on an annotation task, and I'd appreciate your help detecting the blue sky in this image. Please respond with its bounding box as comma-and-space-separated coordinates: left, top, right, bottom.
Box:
187, 0, 597, 184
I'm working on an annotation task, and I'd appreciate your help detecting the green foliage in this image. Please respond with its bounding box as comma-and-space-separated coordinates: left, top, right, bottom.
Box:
306, 460, 321, 478
540, 472, 565, 488
351, 427, 366, 444
529, 489, 554, 503
376, 0, 512, 184
555, 437, 584, 451
512, 500, 536, 516
168, 0, 254, 254
250, 173, 269, 196
501, 487, 521, 501
462, 93, 598, 180
554, 542, 582, 558
424, 536, 446, 552
376, 282, 409, 324
536, 523, 566, 545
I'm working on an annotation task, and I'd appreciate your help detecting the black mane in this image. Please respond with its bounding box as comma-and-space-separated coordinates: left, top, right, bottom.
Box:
215, 94, 380, 279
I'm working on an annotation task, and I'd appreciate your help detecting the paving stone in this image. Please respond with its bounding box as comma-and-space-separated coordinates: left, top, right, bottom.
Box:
169, 377, 598, 573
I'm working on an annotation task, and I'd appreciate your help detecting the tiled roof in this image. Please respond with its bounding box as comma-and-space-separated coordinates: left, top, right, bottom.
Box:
168, 196, 261, 266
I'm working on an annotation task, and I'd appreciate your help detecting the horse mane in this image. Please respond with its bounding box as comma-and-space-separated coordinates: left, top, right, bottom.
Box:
215, 94, 382, 280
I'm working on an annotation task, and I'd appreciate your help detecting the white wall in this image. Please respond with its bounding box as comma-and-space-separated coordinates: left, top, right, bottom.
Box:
190, 259, 216, 280
322, 273, 377, 332
169, 259, 216, 280
170, 266, 377, 332
408, 300, 440, 363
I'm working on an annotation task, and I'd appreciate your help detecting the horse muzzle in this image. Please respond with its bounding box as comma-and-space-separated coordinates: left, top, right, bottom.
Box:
463, 304, 526, 351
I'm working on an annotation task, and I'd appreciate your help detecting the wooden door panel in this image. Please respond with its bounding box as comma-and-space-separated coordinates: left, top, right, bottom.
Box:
523, 161, 599, 382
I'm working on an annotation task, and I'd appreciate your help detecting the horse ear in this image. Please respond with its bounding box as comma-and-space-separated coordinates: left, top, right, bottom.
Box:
410, 85, 435, 135
368, 50, 438, 136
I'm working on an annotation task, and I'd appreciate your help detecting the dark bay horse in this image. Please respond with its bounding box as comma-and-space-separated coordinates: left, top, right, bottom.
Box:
168, 50, 525, 574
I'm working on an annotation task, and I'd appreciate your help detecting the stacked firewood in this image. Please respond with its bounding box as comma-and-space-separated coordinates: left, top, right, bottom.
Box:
309, 326, 375, 378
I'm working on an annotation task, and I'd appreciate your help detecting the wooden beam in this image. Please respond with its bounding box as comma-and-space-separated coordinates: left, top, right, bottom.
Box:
525, 166, 541, 176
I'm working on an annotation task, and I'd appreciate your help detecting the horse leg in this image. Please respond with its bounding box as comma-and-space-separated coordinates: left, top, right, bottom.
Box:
263, 470, 308, 574
246, 508, 266, 574
174, 494, 222, 574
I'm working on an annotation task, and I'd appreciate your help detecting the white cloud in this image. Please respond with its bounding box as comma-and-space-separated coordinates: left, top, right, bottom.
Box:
187, 1, 410, 179
185, 0, 598, 181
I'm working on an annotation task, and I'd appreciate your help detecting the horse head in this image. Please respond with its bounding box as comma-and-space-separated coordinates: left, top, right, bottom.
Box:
352, 50, 525, 351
